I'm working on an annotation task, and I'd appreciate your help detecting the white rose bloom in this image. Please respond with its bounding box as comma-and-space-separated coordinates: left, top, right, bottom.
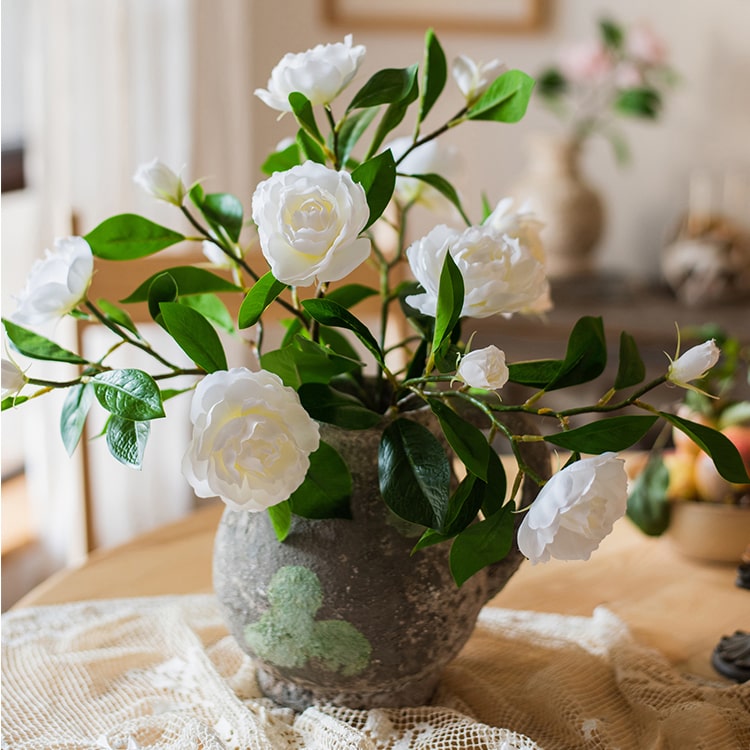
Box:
667, 340, 721, 387
10, 237, 94, 332
457, 346, 508, 390
254, 34, 366, 112
518, 453, 628, 565
405, 223, 548, 319
182, 368, 320, 511
388, 136, 462, 210
1, 358, 26, 398
133, 158, 186, 205
251, 161, 371, 286
451, 55, 507, 105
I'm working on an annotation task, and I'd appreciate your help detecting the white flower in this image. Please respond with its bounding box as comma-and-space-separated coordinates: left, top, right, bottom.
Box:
518, 453, 628, 564
254, 35, 366, 112
182, 368, 320, 511
451, 55, 507, 105
133, 159, 186, 206
667, 340, 720, 388
251, 161, 371, 286
626, 23, 668, 67
405, 223, 548, 319
10, 237, 94, 332
388, 136, 462, 210
202, 240, 236, 269
1, 358, 26, 399
456, 346, 508, 390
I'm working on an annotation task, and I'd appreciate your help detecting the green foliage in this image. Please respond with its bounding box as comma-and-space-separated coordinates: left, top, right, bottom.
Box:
121, 266, 241, 303
238, 272, 287, 329
106, 416, 150, 469
431, 253, 464, 367
85, 214, 184, 259
299, 383, 381, 429
614, 332, 646, 390
288, 441, 353, 519
159, 302, 228, 373
261, 142, 301, 175
466, 70, 535, 123
417, 29, 447, 131
545, 415, 658, 453
3, 320, 87, 364
615, 88, 662, 119
351, 150, 397, 230
627, 455, 670, 536
60, 383, 94, 456
536, 68, 567, 99
91, 369, 164, 421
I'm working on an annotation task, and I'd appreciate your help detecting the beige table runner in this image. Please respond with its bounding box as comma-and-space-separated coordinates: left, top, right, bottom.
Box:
2, 595, 748, 749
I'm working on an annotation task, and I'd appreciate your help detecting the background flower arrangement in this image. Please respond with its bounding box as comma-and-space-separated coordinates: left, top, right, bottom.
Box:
2, 31, 748, 585
536, 17, 677, 161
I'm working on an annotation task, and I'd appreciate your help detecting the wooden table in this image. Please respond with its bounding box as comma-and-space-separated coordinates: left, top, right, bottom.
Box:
15, 503, 749, 682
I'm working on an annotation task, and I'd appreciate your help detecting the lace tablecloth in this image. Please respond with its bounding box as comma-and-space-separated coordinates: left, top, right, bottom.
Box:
2, 595, 749, 749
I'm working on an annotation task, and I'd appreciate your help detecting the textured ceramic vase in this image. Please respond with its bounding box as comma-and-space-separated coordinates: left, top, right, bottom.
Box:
213, 409, 549, 711
511, 133, 604, 279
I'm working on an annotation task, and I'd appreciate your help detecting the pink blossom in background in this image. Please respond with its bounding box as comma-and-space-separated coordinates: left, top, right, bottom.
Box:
558, 39, 613, 82
627, 23, 668, 66
614, 62, 643, 88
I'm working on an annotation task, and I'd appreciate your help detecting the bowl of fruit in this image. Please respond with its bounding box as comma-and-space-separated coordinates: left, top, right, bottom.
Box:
628, 328, 750, 563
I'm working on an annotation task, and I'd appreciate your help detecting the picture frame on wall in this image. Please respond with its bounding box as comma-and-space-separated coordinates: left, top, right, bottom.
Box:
323, 0, 546, 33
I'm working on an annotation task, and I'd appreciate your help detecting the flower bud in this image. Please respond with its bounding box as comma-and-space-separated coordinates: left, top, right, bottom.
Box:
133, 159, 186, 206
451, 55, 507, 105
457, 346, 509, 390
667, 340, 720, 387
1, 358, 26, 399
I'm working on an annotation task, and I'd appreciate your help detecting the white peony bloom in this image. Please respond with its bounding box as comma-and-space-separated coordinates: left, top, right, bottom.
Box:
10, 237, 94, 332
388, 136, 462, 210
456, 346, 508, 390
254, 34, 366, 112
518, 453, 628, 564
133, 158, 186, 206
1, 358, 26, 399
486, 198, 551, 315
182, 367, 320, 511
405, 223, 548, 319
251, 161, 371, 286
451, 55, 507, 105
667, 340, 721, 388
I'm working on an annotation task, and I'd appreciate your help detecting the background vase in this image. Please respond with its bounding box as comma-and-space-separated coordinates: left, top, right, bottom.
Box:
213, 409, 549, 711
510, 133, 605, 279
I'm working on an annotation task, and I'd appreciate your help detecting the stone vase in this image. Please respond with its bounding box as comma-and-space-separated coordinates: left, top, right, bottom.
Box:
213, 409, 549, 711
511, 133, 604, 279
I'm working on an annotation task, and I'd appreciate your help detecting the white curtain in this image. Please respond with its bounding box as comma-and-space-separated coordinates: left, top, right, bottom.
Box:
20, 0, 257, 564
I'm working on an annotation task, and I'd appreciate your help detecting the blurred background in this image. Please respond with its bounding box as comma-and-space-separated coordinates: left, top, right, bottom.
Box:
2, 0, 749, 608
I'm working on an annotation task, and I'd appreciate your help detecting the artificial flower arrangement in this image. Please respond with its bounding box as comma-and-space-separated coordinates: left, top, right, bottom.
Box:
2, 31, 748, 585
536, 17, 676, 161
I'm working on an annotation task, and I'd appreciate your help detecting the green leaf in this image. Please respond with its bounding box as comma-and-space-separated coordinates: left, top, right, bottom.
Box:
2, 319, 87, 364
626, 455, 670, 536
121, 266, 241, 303
267, 501, 292, 541
466, 70, 535, 123
60, 383, 94, 456
351, 150, 397, 230
480, 449, 508, 517
412, 527, 452, 553
614, 332, 646, 390
615, 87, 662, 119
92, 369, 165, 421
296, 128, 327, 164
449, 503, 515, 587
289, 441, 352, 519
536, 67, 567, 99
2, 395, 29, 410
261, 142, 301, 175
260, 336, 360, 389
85, 214, 184, 260
318, 327, 361, 362
238, 272, 288, 329
600, 18, 624, 49
545, 415, 658, 453
348, 65, 419, 111
179, 294, 235, 334
148, 272, 178, 322
302, 299, 385, 367
336, 108, 379, 167
431, 252, 464, 364
97, 299, 140, 337
159, 302, 228, 373
659, 413, 750, 483
443, 474, 485, 535
325, 283, 378, 309
200, 193, 244, 243
106, 415, 150, 469
508, 358, 563, 388
417, 29, 447, 127
366, 71, 419, 157
406, 173, 470, 225
428, 399, 490, 480
289, 91, 324, 144
378, 417, 451, 529
299, 383, 381, 429
547, 316, 607, 390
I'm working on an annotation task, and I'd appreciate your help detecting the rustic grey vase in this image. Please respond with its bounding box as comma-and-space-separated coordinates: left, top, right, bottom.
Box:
213, 410, 549, 710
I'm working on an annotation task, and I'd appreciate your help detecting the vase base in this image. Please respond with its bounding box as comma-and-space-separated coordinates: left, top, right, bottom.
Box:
256, 665, 439, 711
